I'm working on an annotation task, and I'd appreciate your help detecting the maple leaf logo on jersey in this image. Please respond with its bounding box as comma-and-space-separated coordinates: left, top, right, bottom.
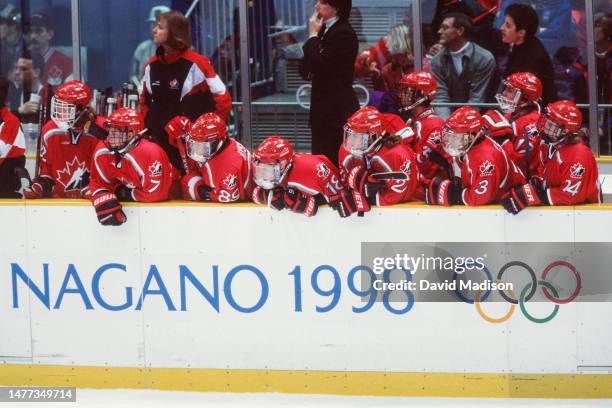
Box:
148, 161, 162, 178
222, 173, 238, 189
56, 157, 88, 189
168, 79, 179, 90
429, 130, 442, 145
400, 159, 412, 176
479, 160, 495, 177
570, 162, 585, 179
316, 163, 330, 179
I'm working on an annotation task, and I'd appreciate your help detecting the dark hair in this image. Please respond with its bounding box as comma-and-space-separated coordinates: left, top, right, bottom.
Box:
442, 12, 473, 38
504, 3, 539, 39
324, 0, 352, 21
159, 11, 192, 51
19, 50, 45, 75
0, 77, 8, 107
595, 13, 612, 42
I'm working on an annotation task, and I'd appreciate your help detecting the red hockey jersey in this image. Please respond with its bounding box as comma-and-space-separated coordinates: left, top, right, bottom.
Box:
286, 153, 343, 201
0, 107, 25, 166
183, 138, 252, 203
508, 109, 541, 176
454, 136, 525, 205
90, 138, 175, 202
39, 120, 100, 198
339, 143, 419, 206
536, 141, 601, 205
410, 109, 447, 180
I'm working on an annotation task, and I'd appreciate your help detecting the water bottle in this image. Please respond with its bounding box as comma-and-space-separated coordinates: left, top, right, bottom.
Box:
106, 97, 117, 117
24, 123, 39, 155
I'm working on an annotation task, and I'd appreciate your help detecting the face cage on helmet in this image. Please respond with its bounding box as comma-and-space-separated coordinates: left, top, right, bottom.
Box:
399, 87, 427, 112
343, 124, 376, 157
495, 82, 523, 115
253, 161, 283, 190
106, 127, 131, 151
186, 135, 217, 164
51, 96, 77, 130
442, 126, 475, 157
538, 115, 565, 144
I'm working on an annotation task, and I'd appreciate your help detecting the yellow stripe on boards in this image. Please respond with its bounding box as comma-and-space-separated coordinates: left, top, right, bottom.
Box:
0, 365, 611, 398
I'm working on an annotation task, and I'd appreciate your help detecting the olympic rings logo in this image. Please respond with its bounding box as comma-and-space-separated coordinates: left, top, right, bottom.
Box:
452, 260, 581, 324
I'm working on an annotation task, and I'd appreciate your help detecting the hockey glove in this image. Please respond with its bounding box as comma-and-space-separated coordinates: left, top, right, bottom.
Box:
92, 190, 127, 226
165, 116, 192, 148
252, 186, 286, 211
329, 190, 370, 218
181, 173, 211, 201
283, 188, 318, 217
347, 166, 384, 198
115, 185, 135, 202
502, 183, 547, 215
23, 177, 53, 199
425, 176, 462, 206
482, 109, 513, 144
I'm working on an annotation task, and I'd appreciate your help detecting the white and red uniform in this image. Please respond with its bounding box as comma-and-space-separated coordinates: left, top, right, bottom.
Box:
38, 120, 101, 198
339, 143, 419, 206
286, 153, 343, 201
0, 107, 25, 166
453, 136, 525, 206
182, 138, 252, 203
507, 109, 541, 176
535, 141, 601, 205
90, 138, 176, 202
409, 108, 448, 180
42, 49, 73, 87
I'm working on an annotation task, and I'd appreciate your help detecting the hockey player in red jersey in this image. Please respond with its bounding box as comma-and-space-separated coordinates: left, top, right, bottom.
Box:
252, 136, 343, 217
487, 72, 543, 177
426, 106, 524, 206
89, 108, 176, 226
23, 80, 105, 199
166, 112, 251, 203
335, 106, 419, 216
502, 100, 601, 214
398, 70, 448, 181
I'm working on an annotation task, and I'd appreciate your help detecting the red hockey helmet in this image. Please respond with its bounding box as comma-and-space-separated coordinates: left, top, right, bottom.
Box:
253, 136, 294, 189
495, 72, 542, 114
105, 108, 144, 151
343, 106, 384, 157
186, 112, 227, 163
399, 70, 437, 111
442, 106, 485, 157
51, 80, 93, 130
538, 100, 582, 144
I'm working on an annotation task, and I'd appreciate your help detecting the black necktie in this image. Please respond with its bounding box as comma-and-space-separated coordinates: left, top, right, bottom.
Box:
318, 23, 326, 39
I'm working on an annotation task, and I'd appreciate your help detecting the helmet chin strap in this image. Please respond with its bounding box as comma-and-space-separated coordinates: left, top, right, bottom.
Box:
399, 95, 427, 113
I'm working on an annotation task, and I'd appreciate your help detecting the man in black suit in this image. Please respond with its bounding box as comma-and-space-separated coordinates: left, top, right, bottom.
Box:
300, 0, 359, 166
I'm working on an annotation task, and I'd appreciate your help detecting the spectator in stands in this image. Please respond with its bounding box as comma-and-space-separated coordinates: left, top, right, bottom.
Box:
0, 4, 24, 81
140, 10, 232, 174
13, 51, 44, 124
299, 0, 359, 166
27, 12, 73, 87
0, 77, 27, 198
595, 13, 611, 104
501, 3, 557, 105
129, 5, 170, 92
428, 13, 496, 119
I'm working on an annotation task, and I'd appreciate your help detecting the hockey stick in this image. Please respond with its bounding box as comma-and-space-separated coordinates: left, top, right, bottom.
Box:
34, 84, 53, 178
176, 135, 190, 174
370, 171, 408, 180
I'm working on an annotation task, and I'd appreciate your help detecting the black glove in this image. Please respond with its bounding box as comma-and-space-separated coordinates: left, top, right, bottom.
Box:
283, 188, 318, 217
92, 190, 127, 226
329, 190, 370, 218
501, 184, 547, 215
425, 176, 462, 206
347, 166, 384, 198
115, 185, 134, 202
